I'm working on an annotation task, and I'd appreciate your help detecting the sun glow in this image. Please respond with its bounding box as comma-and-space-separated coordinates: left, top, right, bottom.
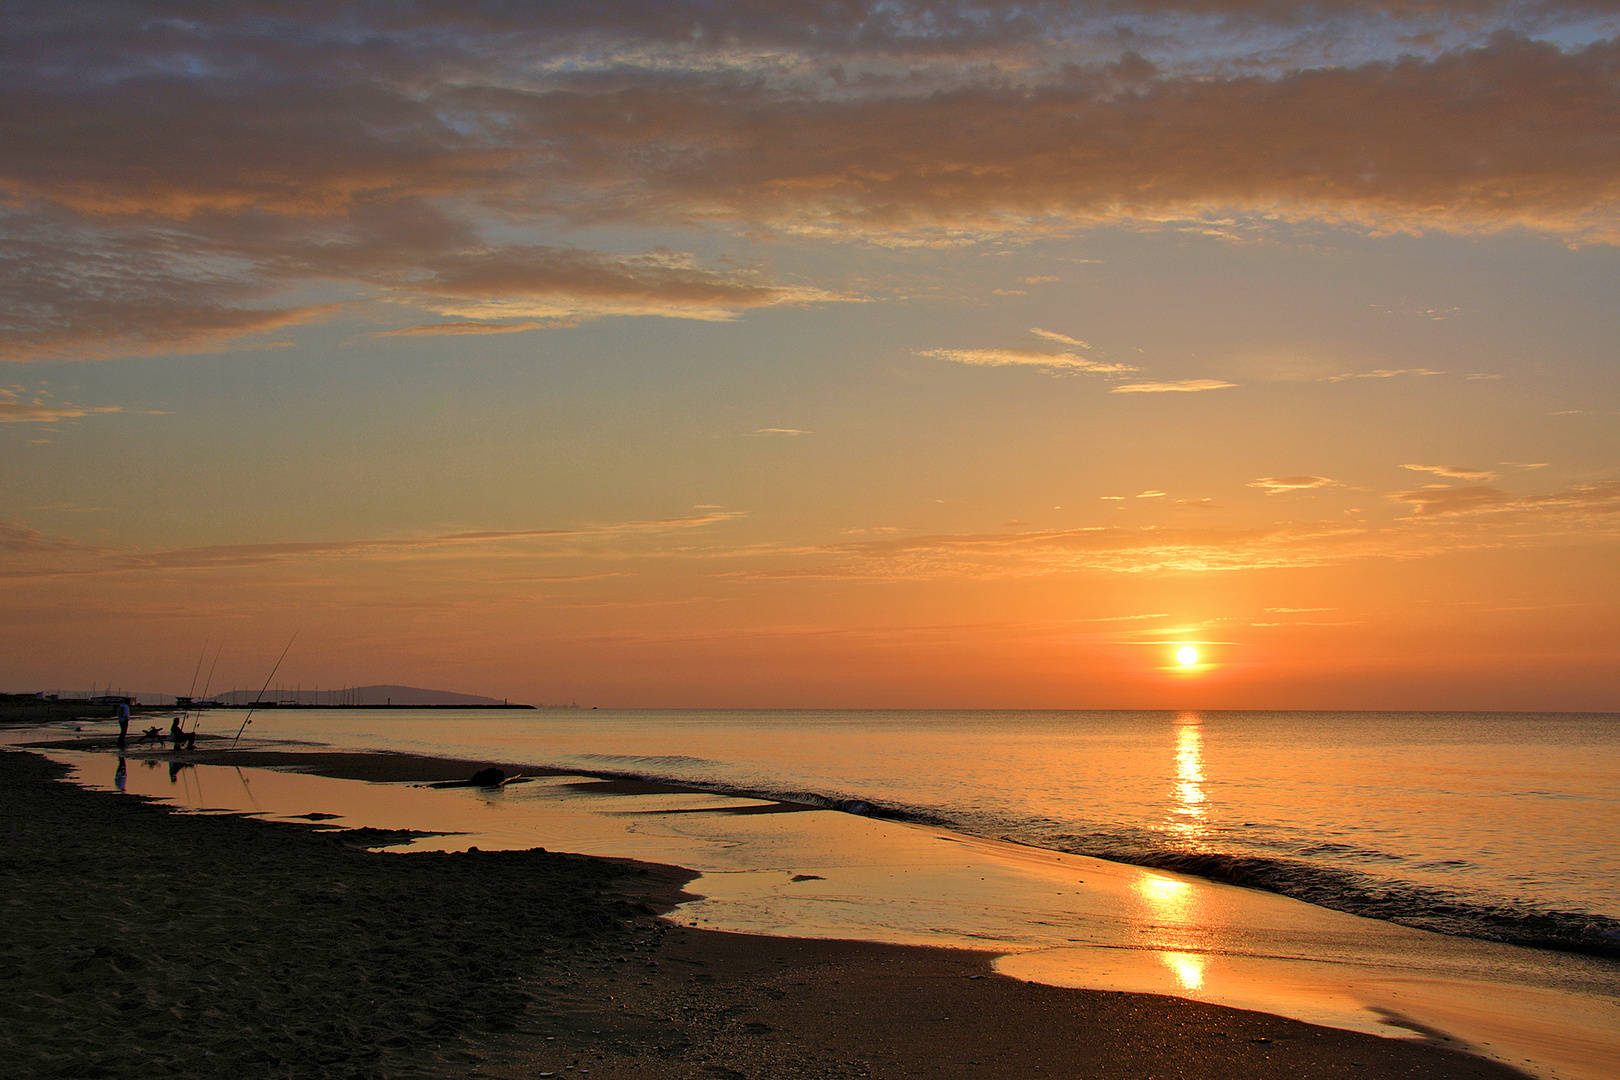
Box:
1176, 646, 1199, 666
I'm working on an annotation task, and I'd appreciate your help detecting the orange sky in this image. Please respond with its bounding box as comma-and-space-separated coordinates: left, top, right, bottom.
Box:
3, 2, 1618, 709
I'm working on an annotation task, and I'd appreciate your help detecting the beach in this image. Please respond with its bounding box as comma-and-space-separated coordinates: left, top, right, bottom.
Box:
1, 745, 1542, 1080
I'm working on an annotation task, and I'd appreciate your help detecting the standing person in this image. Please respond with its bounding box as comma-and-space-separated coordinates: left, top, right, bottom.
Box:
116, 701, 130, 747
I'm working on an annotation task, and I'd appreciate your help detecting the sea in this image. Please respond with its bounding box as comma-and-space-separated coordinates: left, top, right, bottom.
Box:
193, 707, 1620, 960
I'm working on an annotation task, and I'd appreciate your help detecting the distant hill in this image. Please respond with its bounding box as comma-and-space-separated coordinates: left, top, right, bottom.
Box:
214, 684, 515, 707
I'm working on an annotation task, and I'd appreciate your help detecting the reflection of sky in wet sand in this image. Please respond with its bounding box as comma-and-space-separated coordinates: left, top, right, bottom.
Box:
46, 748, 1620, 1080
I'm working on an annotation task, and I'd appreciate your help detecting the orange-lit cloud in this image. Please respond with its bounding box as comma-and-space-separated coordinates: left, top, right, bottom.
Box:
0, 521, 98, 555
0, 387, 121, 423
1391, 479, 1620, 517
404, 247, 847, 323
918, 347, 1136, 374
15, 477, 1616, 588
1030, 328, 1092, 348
5, 10, 1619, 362
1327, 368, 1446, 382
0, 512, 745, 580
369, 319, 579, 337
1111, 380, 1237, 393
1249, 476, 1339, 494
1402, 463, 1499, 480
750, 478, 1620, 578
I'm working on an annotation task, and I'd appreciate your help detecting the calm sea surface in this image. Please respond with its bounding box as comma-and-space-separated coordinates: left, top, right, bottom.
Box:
217, 708, 1620, 955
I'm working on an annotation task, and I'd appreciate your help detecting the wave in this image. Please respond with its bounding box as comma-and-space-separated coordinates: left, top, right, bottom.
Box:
573, 753, 724, 770
545, 762, 1620, 961
1066, 844, 1620, 961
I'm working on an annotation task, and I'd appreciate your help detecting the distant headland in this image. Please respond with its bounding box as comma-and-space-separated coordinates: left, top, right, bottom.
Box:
211, 684, 537, 709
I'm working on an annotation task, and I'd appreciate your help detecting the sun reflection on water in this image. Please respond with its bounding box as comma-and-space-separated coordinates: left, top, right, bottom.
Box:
1137, 872, 1195, 919
1161, 951, 1207, 990
1170, 712, 1206, 841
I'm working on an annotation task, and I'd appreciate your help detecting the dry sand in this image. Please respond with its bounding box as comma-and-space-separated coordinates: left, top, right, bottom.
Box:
1, 746, 1533, 1079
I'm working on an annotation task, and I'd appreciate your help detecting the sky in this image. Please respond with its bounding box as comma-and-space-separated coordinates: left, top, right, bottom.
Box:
3, 0, 1618, 710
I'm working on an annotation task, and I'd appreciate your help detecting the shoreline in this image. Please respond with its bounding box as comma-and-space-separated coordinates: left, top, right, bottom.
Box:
29, 727, 1620, 963
1, 745, 1541, 1079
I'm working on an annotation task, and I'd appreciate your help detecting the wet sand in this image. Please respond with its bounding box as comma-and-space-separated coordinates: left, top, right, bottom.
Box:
1, 745, 1534, 1079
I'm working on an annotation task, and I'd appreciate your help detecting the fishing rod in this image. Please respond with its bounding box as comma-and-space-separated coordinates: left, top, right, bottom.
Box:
231, 630, 299, 747
185, 639, 208, 711
181, 638, 209, 735
189, 642, 224, 736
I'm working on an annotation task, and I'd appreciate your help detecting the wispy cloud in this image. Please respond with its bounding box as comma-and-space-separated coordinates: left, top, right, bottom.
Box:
1391, 480, 1620, 517
1029, 328, 1091, 348
747, 428, 810, 436
918, 348, 1135, 375
369, 319, 578, 337
778, 478, 1620, 579
1111, 380, 1237, 393
0, 521, 99, 555
1, 511, 746, 579
1402, 463, 1499, 481
0, 400, 121, 423
0, 386, 121, 423
1249, 476, 1339, 494
1327, 368, 1445, 382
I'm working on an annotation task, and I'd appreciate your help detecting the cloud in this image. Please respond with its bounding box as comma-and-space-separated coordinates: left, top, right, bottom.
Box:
1390, 485, 1515, 515
0, 520, 98, 554
369, 319, 578, 337
774, 478, 1620, 578
748, 428, 811, 436
1249, 476, 1339, 494
1029, 328, 1091, 348
1111, 380, 1237, 393
1389, 479, 1620, 517
0, 388, 121, 423
0, 11, 1615, 365
1401, 463, 1499, 480
918, 347, 1136, 374
506, 30, 1620, 243
404, 246, 846, 323
1327, 368, 1445, 382
1, 511, 745, 580
807, 521, 1385, 576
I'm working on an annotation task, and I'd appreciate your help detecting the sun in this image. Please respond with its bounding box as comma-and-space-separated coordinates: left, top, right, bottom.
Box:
1176, 645, 1199, 666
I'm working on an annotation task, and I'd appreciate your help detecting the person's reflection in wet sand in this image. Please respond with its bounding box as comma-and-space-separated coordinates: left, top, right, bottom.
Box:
114, 756, 126, 792
168, 760, 192, 783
